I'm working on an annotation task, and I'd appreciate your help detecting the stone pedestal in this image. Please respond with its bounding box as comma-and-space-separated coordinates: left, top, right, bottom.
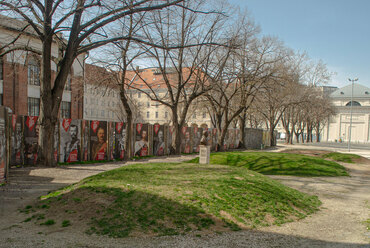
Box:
199, 145, 210, 164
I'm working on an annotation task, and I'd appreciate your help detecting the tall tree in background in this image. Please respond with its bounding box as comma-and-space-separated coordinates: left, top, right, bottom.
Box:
0, 0, 183, 166
129, 0, 228, 154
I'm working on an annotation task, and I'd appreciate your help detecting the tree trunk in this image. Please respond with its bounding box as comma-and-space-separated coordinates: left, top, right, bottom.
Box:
295, 132, 299, 143
238, 113, 246, 149
120, 91, 133, 159
269, 126, 275, 147
38, 22, 56, 166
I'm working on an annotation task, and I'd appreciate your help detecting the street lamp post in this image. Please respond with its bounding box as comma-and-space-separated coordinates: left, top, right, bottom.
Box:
347, 78, 358, 152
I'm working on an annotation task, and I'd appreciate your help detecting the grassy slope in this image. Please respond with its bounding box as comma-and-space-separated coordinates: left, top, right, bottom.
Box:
188, 152, 349, 176
26, 162, 321, 238
321, 152, 361, 163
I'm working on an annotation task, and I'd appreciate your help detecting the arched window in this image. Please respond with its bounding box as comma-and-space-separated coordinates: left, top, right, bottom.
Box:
345, 101, 361, 107
28, 57, 40, 85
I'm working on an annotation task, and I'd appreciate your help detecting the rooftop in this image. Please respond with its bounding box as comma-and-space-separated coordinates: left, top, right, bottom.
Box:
330, 83, 370, 99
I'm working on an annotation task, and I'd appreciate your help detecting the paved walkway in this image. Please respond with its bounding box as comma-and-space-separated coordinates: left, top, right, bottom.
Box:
0, 146, 369, 247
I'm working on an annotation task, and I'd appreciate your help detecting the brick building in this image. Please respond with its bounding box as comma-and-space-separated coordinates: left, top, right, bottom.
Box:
0, 15, 84, 118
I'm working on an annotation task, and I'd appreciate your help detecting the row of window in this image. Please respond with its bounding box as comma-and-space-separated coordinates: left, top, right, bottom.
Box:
27, 97, 71, 118
85, 97, 117, 107
192, 113, 207, 119
144, 111, 168, 119
84, 108, 115, 119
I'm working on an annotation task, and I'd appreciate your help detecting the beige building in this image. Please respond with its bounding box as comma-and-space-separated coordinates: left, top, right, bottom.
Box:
323, 83, 370, 143
83, 66, 213, 126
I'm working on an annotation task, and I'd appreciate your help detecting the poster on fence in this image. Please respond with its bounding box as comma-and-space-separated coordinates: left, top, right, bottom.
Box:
192, 126, 202, 153
167, 126, 174, 155
24, 116, 39, 165
181, 126, 191, 154
153, 123, 165, 156
10, 115, 23, 165
113, 122, 126, 160
90, 120, 107, 161
134, 123, 149, 157
82, 120, 89, 161
60, 119, 81, 163
0, 108, 7, 182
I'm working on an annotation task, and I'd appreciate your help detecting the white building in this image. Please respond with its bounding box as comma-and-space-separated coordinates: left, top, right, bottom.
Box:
323, 83, 370, 143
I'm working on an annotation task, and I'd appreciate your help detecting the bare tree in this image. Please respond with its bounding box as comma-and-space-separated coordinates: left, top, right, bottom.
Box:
0, 0, 186, 166
126, 0, 228, 154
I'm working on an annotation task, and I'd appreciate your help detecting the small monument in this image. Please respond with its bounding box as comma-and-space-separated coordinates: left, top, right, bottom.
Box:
199, 130, 210, 164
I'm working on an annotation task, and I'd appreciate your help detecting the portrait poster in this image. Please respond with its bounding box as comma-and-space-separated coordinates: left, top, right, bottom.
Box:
0, 108, 7, 183
181, 126, 191, 154
192, 126, 202, 153
24, 116, 39, 165
134, 123, 149, 157
10, 115, 23, 165
90, 120, 107, 161
107, 122, 114, 160
167, 126, 174, 155
60, 119, 81, 163
113, 122, 126, 160
82, 120, 90, 161
153, 123, 165, 156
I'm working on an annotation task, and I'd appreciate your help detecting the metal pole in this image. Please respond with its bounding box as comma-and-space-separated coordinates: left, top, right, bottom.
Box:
348, 78, 358, 152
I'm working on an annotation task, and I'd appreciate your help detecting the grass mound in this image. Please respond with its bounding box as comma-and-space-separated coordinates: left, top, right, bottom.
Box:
321, 152, 361, 163
187, 152, 348, 176
22, 163, 321, 238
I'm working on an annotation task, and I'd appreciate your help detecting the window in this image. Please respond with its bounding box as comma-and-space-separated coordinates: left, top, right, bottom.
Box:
64, 75, 72, 91
0, 94, 3, 106
138, 102, 142, 107
155, 112, 158, 118
146, 111, 150, 118
165, 112, 168, 118
28, 97, 40, 116
345, 101, 361, 107
28, 57, 40, 85
138, 92, 141, 98
147, 102, 150, 107
193, 113, 196, 119
61, 101, 71, 118
202, 112, 207, 118
101, 110, 105, 117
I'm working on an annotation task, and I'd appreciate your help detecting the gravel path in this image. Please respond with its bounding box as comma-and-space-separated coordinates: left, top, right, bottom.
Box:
0, 150, 369, 248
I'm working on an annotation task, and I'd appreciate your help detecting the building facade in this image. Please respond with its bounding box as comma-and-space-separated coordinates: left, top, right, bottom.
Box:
0, 15, 84, 118
322, 83, 370, 143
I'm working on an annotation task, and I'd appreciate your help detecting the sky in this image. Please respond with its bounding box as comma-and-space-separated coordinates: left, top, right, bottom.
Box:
228, 0, 370, 88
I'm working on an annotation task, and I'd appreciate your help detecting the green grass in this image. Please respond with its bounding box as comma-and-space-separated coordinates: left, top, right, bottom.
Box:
321, 152, 361, 163
40, 219, 55, 226
187, 152, 349, 177
38, 162, 321, 238
62, 220, 71, 227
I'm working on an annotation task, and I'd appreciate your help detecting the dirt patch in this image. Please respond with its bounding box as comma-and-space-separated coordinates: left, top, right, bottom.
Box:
20, 188, 116, 235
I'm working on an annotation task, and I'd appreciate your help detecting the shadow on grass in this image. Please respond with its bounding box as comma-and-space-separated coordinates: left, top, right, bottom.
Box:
30, 186, 233, 238
188, 152, 349, 177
